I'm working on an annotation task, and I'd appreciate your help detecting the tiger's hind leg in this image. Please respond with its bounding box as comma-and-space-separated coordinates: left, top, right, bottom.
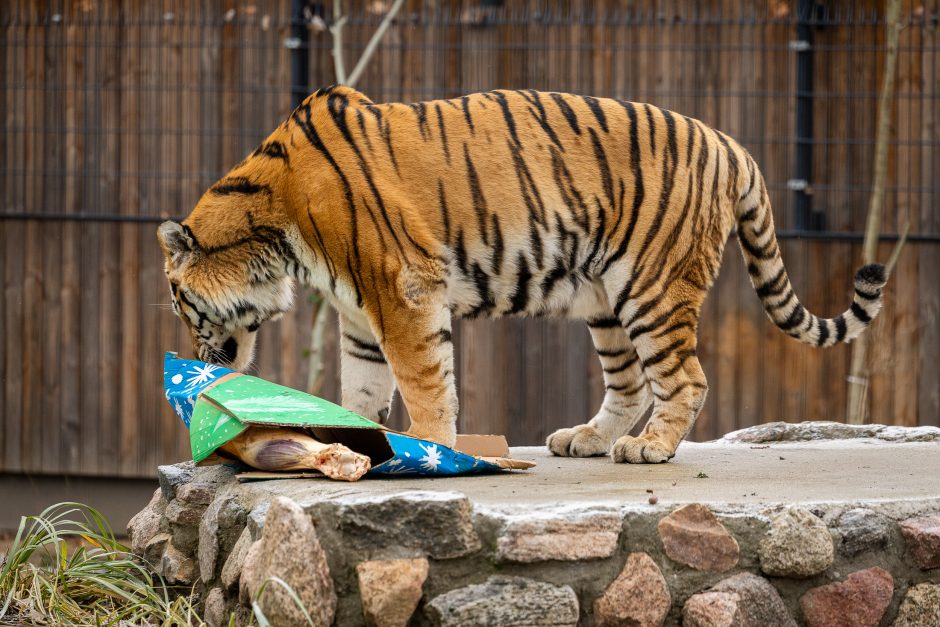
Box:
547, 315, 653, 458
610, 290, 708, 464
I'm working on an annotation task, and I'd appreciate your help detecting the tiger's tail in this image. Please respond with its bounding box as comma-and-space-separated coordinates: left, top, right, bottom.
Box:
735, 157, 887, 347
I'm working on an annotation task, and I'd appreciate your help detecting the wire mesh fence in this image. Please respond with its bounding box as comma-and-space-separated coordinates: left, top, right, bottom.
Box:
1, 0, 937, 477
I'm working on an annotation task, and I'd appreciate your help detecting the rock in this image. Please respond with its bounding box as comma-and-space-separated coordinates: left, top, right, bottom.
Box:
158, 462, 195, 501
176, 482, 215, 507
759, 507, 833, 577
426, 575, 578, 627
496, 509, 622, 563
143, 532, 171, 568
593, 552, 670, 627
126, 488, 167, 555
799, 567, 893, 627
247, 503, 270, 540
240, 496, 336, 627
657, 503, 740, 572
221, 527, 252, 591
835, 508, 891, 558
165, 497, 207, 528
203, 587, 228, 627
199, 495, 247, 582
683, 573, 796, 627
719, 421, 940, 444
159, 541, 197, 585
899, 514, 940, 570
336, 491, 481, 559
357, 558, 429, 627
892, 583, 940, 627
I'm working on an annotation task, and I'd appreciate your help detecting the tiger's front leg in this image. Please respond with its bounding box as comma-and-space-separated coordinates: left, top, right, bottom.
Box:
370, 272, 458, 448
339, 315, 397, 425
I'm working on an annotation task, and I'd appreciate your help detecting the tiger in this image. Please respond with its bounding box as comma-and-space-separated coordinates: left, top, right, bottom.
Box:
157, 86, 887, 464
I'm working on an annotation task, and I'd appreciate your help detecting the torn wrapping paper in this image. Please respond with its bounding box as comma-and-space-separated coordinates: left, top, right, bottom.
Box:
163, 352, 534, 477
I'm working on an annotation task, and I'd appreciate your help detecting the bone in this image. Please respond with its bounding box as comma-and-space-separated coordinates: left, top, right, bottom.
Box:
220, 427, 371, 481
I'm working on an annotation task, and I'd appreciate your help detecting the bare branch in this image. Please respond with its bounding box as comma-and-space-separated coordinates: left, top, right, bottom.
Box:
885, 222, 909, 277
330, 0, 348, 85
346, 0, 406, 88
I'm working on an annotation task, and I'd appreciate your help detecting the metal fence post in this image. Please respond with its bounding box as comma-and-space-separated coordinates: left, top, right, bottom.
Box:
791, 0, 822, 230
289, 0, 311, 107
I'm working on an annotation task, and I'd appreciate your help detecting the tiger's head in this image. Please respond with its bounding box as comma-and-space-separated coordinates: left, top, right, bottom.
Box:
157, 171, 299, 371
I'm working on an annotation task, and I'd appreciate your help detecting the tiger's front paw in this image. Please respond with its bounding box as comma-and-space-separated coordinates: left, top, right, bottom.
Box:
547, 425, 610, 457
611, 435, 674, 464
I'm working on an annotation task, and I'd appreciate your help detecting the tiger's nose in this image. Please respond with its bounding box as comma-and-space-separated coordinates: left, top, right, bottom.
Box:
221, 337, 238, 364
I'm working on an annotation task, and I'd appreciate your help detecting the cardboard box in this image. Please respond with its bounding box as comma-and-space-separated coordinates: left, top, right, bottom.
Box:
164, 352, 534, 478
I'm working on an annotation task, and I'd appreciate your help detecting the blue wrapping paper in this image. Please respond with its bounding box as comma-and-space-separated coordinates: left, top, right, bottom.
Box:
163, 352, 506, 477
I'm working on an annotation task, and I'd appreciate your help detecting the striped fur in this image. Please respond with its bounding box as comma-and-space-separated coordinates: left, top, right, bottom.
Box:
158, 86, 887, 463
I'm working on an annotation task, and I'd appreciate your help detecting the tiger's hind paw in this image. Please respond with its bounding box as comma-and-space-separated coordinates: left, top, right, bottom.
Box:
611, 435, 674, 464
546, 425, 610, 458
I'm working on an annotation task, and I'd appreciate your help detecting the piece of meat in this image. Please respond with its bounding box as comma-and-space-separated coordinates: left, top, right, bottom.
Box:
220, 427, 370, 481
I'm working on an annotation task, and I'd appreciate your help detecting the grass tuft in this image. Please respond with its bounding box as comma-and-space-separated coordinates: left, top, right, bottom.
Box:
0, 502, 204, 626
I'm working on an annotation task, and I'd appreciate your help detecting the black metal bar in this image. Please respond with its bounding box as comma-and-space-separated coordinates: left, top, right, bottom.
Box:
290, 0, 311, 107
793, 0, 818, 230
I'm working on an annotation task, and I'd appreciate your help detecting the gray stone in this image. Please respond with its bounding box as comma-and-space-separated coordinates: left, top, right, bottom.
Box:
240, 496, 336, 627
165, 497, 207, 528
176, 482, 215, 507
335, 491, 481, 559
892, 583, 940, 627
835, 508, 892, 557
143, 532, 171, 568
719, 421, 940, 444
247, 503, 270, 541
158, 462, 195, 501
203, 587, 228, 627
426, 575, 578, 627
683, 572, 796, 627
496, 509, 622, 563
221, 527, 252, 591
170, 522, 200, 557
594, 552, 670, 627
126, 488, 167, 555
357, 558, 429, 627
159, 541, 197, 585
198, 495, 247, 583
759, 507, 834, 577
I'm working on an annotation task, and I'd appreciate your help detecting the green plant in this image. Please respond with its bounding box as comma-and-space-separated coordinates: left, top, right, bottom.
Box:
0, 502, 203, 626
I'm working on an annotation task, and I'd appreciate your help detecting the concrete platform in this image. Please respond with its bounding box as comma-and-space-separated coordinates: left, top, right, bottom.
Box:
240, 440, 940, 508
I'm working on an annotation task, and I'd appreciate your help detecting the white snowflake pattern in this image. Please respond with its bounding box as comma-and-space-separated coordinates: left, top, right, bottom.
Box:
182, 363, 220, 393
418, 442, 443, 472
173, 399, 184, 418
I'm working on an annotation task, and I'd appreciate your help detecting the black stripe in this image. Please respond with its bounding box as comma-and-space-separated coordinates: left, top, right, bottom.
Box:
854, 287, 880, 301
588, 317, 620, 329
461, 96, 475, 133
644, 104, 657, 155
606, 380, 646, 395
835, 315, 848, 342
776, 305, 807, 331
596, 347, 627, 358
492, 91, 521, 147
541, 257, 568, 298
467, 263, 495, 318
211, 177, 271, 196
550, 93, 581, 134
641, 338, 685, 369
464, 144, 490, 246
509, 140, 547, 226
600, 102, 645, 276
438, 180, 451, 245
850, 301, 872, 324
589, 128, 614, 209
410, 102, 430, 139
454, 229, 469, 275
507, 253, 532, 315
435, 103, 451, 164
253, 141, 289, 163
581, 95, 608, 132
490, 214, 504, 275
346, 350, 387, 364
520, 89, 563, 150
603, 354, 639, 375
343, 333, 382, 354
755, 266, 788, 299
816, 317, 829, 347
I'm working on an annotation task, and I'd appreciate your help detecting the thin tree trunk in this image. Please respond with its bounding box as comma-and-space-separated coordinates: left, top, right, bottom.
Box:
846, 0, 903, 424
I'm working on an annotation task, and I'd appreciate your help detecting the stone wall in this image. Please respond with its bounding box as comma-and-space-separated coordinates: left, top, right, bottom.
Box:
128, 460, 940, 627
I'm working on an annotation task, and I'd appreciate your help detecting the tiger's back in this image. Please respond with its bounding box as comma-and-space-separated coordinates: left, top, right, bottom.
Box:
158, 86, 887, 463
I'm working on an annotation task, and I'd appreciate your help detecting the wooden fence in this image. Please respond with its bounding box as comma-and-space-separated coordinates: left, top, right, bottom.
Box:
1, 0, 937, 478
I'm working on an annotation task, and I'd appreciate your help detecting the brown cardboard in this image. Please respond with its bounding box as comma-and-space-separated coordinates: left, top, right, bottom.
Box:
453, 434, 510, 458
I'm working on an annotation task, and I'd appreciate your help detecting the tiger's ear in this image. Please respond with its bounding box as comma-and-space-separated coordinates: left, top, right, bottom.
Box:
157, 221, 197, 263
